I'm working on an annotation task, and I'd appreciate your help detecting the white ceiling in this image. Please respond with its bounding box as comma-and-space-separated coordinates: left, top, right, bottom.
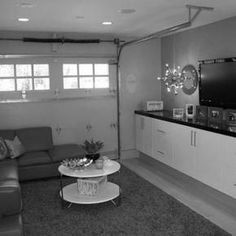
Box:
0, 0, 236, 38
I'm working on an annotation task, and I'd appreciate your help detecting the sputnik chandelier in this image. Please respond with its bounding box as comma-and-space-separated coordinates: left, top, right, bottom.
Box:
157, 64, 185, 95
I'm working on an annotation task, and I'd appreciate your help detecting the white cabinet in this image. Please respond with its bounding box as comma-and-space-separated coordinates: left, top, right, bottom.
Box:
135, 114, 236, 199
194, 129, 222, 191
171, 124, 197, 177
152, 119, 173, 166
135, 115, 152, 157
218, 136, 236, 198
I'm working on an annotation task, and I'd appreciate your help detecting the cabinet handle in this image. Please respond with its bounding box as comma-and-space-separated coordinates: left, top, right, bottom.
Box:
157, 129, 166, 134
157, 150, 164, 155
194, 131, 197, 147
190, 130, 193, 146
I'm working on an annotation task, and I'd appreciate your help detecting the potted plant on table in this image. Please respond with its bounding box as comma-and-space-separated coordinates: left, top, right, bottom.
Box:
81, 139, 104, 162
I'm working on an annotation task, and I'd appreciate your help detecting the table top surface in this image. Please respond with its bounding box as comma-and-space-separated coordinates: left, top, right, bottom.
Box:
58, 159, 120, 178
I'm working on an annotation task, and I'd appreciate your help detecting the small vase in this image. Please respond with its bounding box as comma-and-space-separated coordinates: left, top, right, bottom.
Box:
95, 159, 104, 169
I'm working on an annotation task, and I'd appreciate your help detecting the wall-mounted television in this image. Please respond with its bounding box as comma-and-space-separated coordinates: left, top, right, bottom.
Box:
199, 58, 236, 109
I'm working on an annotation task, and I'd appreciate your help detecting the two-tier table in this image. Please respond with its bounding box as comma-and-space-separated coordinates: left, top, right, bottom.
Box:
58, 159, 121, 206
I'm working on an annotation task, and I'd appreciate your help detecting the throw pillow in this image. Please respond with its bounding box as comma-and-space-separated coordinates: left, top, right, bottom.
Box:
5, 136, 25, 159
0, 137, 9, 160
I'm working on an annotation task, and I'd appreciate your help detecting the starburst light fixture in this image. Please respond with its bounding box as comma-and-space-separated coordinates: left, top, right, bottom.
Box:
157, 64, 185, 95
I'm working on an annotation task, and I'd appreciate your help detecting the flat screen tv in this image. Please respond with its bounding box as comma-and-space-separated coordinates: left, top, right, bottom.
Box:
199, 58, 236, 109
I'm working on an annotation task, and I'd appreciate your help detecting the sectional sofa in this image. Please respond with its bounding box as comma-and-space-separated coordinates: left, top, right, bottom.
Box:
0, 126, 85, 236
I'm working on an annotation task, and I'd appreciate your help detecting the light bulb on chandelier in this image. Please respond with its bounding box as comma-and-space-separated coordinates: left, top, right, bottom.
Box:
157, 64, 186, 95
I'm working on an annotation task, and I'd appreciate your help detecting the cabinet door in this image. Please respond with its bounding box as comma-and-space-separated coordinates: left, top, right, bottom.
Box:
135, 115, 143, 152
218, 135, 236, 198
142, 116, 153, 157
152, 119, 173, 165
135, 115, 152, 156
195, 129, 222, 191
172, 124, 197, 176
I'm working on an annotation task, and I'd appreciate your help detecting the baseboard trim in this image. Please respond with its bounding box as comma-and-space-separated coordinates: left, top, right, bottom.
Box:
121, 149, 138, 160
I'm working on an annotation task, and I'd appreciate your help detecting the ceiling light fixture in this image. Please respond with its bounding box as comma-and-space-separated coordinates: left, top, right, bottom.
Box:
76, 16, 85, 20
102, 21, 112, 25
20, 2, 33, 8
118, 9, 136, 14
157, 64, 185, 95
18, 18, 30, 22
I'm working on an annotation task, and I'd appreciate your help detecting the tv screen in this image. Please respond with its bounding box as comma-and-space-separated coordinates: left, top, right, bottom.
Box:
199, 60, 236, 109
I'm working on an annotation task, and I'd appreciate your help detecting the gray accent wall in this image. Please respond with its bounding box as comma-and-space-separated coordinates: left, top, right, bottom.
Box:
161, 16, 236, 110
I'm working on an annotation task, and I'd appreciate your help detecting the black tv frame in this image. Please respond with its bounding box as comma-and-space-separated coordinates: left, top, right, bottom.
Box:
199, 57, 236, 109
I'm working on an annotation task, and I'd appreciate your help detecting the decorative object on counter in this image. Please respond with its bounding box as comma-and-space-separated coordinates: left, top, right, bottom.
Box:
185, 104, 195, 118
208, 107, 223, 123
61, 157, 93, 170
157, 64, 184, 95
81, 139, 104, 161
225, 109, 236, 125
77, 176, 107, 196
196, 105, 208, 120
146, 101, 163, 111
181, 65, 198, 95
173, 108, 184, 119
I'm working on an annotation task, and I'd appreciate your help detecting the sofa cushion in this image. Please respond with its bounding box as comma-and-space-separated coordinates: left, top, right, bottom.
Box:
0, 160, 18, 180
17, 151, 51, 167
5, 137, 25, 159
0, 130, 15, 140
16, 127, 53, 152
0, 137, 9, 160
49, 144, 85, 162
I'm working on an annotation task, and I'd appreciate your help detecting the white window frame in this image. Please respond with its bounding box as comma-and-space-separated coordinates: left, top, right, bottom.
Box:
0, 63, 50, 92
62, 62, 110, 90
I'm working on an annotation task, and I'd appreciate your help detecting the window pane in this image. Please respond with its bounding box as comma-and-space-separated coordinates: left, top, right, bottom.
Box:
16, 78, 32, 91
95, 77, 109, 88
0, 79, 15, 91
16, 64, 32, 77
63, 77, 78, 89
79, 77, 93, 89
63, 64, 77, 76
95, 64, 109, 75
34, 78, 50, 90
0, 65, 14, 77
33, 64, 49, 76
79, 64, 93, 76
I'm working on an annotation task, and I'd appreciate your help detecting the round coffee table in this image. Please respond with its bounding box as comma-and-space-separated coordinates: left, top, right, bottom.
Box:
58, 159, 121, 206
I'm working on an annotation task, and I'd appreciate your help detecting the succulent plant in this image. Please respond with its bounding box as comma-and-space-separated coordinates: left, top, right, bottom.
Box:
81, 139, 104, 154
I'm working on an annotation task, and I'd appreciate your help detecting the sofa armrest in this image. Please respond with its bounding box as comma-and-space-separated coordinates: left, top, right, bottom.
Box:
0, 214, 23, 236
0, 180, 22, 218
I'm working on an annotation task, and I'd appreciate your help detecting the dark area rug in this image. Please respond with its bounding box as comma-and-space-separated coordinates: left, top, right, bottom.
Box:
21, 166, 231, 236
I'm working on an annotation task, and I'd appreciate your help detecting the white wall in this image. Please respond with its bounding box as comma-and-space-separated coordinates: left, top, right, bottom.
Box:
119, 38, 162, 158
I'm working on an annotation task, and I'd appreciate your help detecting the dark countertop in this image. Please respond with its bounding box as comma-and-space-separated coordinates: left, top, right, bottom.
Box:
135, 110, 236, 138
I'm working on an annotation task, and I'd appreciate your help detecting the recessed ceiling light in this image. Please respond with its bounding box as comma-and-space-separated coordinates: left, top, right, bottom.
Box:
20, 2, 33, 8
76, 16, 85, 20
18, 18, 30, 22
118, 8, 136, 14
102, 21, 112, 25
